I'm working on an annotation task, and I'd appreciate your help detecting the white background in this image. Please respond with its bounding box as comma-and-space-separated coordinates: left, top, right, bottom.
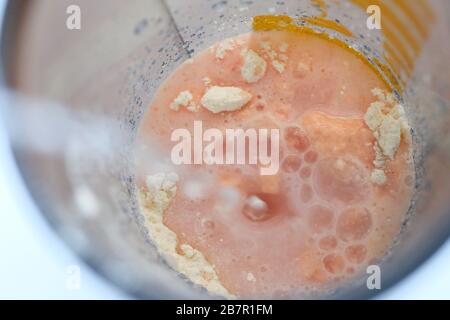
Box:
0, 0, 449, 300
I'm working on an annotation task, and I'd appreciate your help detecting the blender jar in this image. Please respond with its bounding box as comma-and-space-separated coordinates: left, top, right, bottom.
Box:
1, 0, 450, 299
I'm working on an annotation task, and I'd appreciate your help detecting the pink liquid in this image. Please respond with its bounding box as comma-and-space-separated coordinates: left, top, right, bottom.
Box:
135, 31, 414, 298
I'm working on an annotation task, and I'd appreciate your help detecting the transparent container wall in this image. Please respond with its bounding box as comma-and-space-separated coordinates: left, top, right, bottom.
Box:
2, 0, 450, 298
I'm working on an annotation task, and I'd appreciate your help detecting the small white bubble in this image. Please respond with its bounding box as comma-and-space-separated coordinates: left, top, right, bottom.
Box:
74, 185, 99, 218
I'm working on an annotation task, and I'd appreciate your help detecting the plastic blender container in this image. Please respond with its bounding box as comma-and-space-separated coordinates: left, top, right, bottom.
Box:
1, 0, 450, 299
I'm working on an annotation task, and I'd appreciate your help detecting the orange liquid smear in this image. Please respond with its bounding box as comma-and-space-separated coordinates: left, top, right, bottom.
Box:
135, 31, 414, 298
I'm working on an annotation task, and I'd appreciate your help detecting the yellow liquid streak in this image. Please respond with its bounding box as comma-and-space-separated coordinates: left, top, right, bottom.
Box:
381, 27, 414, 71
352, 0, 423, 55
311, 0, 328, 17
302, 16, 353, 37
394, 0, 430, 38
417, 0, 436, 20
384, 43, 409, 83
352, 0, 435, 78
252, 15, 401, 93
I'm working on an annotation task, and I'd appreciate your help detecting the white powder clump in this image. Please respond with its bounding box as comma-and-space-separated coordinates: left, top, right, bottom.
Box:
246, 272, 256, 282
371, 169, 387, 186
201, 86, 252, 113
272, 60, 286, 73
364, 89, 410, 185
139, 172, 235, 299
241, 49, 267, 83
145, 172, 179, 207
203, 77, 212, 87
216, 38, 235, 59
259, 41, 288, 74
378, 115, 402, 159
170, 90, 199, 112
